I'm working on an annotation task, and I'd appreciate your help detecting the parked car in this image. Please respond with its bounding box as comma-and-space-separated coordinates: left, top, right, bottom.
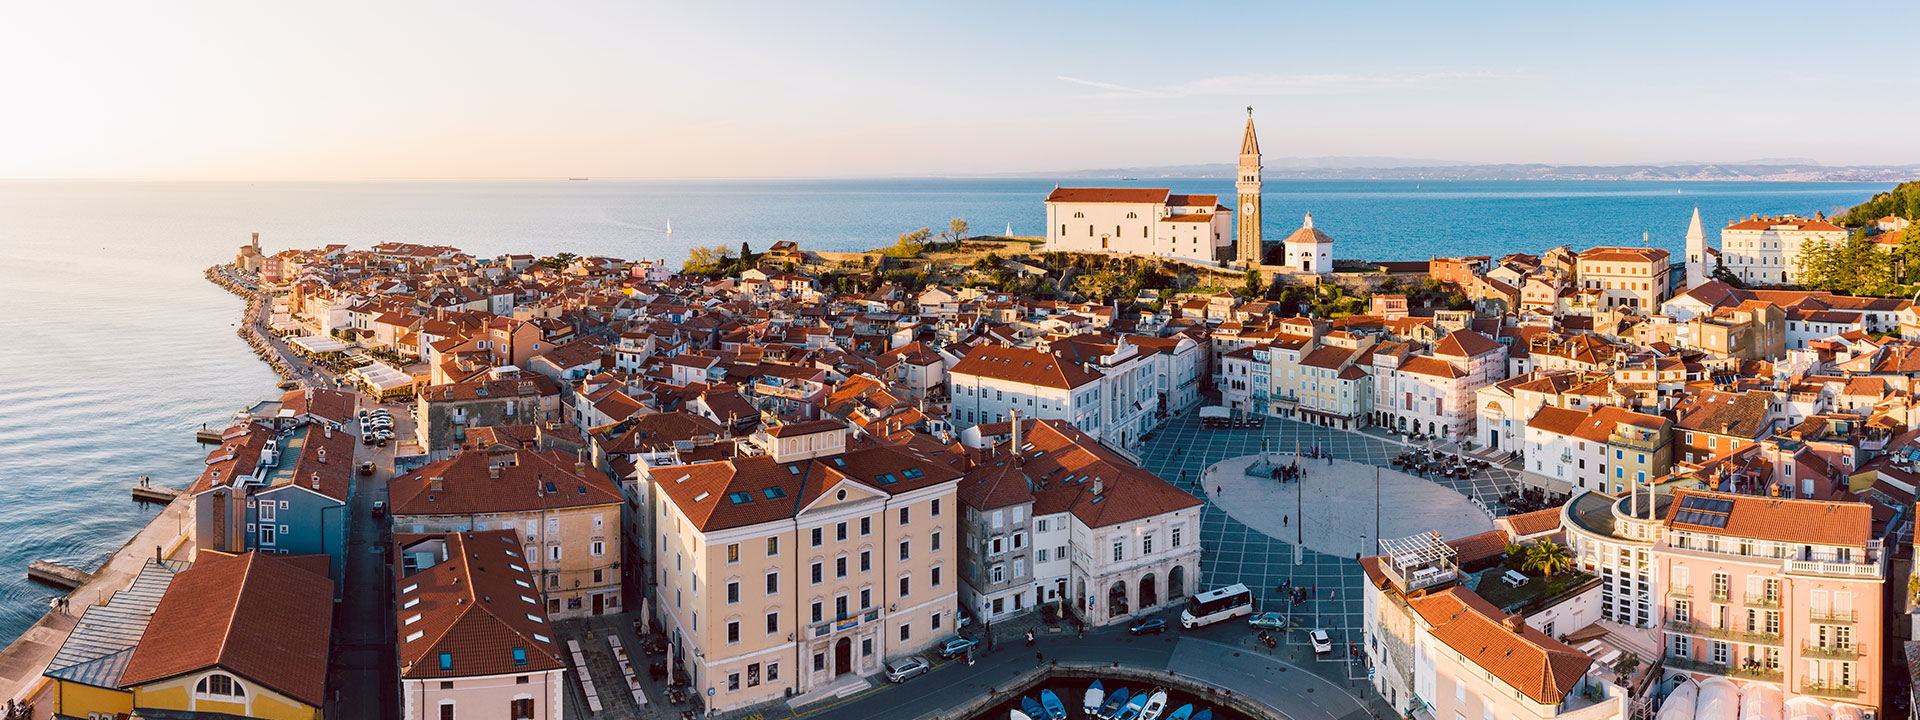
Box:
1127, 617, 1167, 635
885, 656, 930, 683
1310, 629, 1333, 654
371, 501, 386, 518
359, 461, 375, 477
935, 637, 977, 659
1248, 612, 1288, 630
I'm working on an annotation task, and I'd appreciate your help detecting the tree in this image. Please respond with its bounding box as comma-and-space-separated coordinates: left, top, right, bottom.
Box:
1075, 268, 1124, 303
740, 242, 752, 263
1240, 268, 1264, 299
1522, 540, 1573, 577
683, 244, 734, 274
943, 218, 970, 247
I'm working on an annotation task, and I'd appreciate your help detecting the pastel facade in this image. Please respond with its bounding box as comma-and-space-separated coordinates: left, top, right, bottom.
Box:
396, 530, 567, 720
652, 421, 961, 712
1718, 215, 1847, 285
1043, 188, 1232, 264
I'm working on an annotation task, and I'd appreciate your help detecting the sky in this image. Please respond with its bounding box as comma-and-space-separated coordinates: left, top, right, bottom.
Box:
3, 1, 1918, 180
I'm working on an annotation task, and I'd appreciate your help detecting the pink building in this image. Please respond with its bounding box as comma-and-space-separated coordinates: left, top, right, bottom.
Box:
1659, 489, 1883, 714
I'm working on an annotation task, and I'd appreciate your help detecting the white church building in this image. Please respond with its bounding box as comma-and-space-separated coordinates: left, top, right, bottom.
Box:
1041, 188, 1233, 264
1042, 111, 1332, 274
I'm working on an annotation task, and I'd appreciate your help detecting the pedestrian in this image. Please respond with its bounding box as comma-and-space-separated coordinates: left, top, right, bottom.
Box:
1035, 650, 1043, 666
1283, 515, 1289, 526
1215, 485, 1221, 495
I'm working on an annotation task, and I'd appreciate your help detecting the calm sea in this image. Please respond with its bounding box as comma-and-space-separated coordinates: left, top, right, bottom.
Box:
0, 178, 1890, 643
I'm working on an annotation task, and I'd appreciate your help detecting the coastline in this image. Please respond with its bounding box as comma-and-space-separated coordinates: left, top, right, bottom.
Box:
0, 266, 280, 707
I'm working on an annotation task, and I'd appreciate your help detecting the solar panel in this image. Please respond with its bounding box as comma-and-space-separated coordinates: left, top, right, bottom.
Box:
1699, 513, 1729, 528
1710, 499, 1733, 514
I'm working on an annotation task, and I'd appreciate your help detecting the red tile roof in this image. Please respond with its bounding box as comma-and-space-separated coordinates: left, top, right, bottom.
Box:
1407, 587, 1591, 704
395, 530, 565, 680
951, 344, 1101, 390
389, 448, 623, 516
1045, 188, 1171, 204
1664, 488, 1871, 547
119, 552, 335, 706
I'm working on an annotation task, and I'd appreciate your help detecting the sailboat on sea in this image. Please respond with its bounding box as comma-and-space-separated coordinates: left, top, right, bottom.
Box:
665, 219, 673, 234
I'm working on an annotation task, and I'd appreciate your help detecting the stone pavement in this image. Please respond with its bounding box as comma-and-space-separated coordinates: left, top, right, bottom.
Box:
1204, 454, 1494, 558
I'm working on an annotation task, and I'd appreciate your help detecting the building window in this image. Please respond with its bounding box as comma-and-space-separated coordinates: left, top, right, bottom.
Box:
860, 517, 871, 536
811, 528, 822, 547
767, 537, 779, 556
1171, 527, 1182, 547
1113, 542, 1124, 561
440, 702, 455, 720
811, 562, 822, 585
837, 522, 847, 542
593, 540, 606, 557
728, 672, 740, 691
726, 543, 738, 563
727, 621, 740, 644
811, 601, 822, 624
931, 531, 941, 552
196, 673, 246, 700
991, 565, 1005, 583
931, 566, 942, 588
899, 507, 910, 525
899, 576, 910, 598
899, 539, 910, 561
510, 698, 533, 720
860, 550, 871, 572
727, 581, 740, 604
932, 499, 941, 517
767, 571, 779, 595
1142, 535, 1154, 555
836, 556, 847, 578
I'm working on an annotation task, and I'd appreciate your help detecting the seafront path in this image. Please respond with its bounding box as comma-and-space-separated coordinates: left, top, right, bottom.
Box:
0, 496, 194, 706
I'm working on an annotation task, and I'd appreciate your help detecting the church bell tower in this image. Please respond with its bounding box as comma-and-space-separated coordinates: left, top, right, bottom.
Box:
1236, 108, 1263, 268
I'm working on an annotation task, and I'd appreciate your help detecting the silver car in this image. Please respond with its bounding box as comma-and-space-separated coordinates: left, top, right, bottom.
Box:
885, 656, 929, 683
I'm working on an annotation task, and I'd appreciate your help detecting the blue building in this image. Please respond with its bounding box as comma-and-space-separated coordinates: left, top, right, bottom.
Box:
189, 420, 352, 589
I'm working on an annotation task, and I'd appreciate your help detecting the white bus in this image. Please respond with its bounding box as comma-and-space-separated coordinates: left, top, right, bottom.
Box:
1180, 583, 1253, 628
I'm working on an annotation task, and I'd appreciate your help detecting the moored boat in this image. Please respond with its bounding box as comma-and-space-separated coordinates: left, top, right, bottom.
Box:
1191, 709, 1213, 720
1011, 711, 1033, 720
1167, 704, 1195, 720
1097, 687, 1131, 720
1021, 696, 1045, 720
1114, 692, 1149, 720
1040, 689, 1067, 720
1138, 688, 1169, 720
1084, 680, 1105, 716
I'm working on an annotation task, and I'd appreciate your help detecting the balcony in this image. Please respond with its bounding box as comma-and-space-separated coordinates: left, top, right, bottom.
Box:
751, 382, 811, 400
1709, 589, 1729, 603
1784, 555, 1885, 580
1670, 585, 1692, 598
1808, 609, 1856, 624
810, 608, 882, 638
1733, 666, 1785, 683
1798, 681, 1861, 699
1743, 593, 1781, 609
1799, 642, 1862, 660
1664, 619, 1781, 646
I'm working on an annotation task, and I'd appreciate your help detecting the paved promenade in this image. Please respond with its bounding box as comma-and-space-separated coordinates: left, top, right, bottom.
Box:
0, 496, 194, 706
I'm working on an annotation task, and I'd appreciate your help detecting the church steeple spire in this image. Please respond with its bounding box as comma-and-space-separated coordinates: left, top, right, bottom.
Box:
1240, 106, 1260, 155
1235, 108, 1263, 268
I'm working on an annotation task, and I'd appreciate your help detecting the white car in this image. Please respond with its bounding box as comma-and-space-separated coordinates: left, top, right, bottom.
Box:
885, 656, 929, 683
1310, 629, 1333, 654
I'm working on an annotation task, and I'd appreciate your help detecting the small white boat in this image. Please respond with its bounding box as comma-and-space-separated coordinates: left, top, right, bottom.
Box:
1084, 680, 1105, 717
665, 219, 673, 234
1011, 711, 1034, 720
1115, 692, 1149, 720
1138, 689, 1169, 720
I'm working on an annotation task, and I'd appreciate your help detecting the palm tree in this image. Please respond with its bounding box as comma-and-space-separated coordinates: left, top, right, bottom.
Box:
1523, 540, 1573, 577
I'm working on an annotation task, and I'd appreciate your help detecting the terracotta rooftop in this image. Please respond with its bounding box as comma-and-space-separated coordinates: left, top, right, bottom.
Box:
1407, 587, 1591, 705
394, 530, 565, 680
118, 552, 335, 706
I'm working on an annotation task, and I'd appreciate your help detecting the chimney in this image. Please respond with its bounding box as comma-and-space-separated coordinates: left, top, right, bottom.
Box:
1502, 614, 1524, 633
1011, 409, 1023, 461
574, 460, 587, 477
1092, 477, 1103, 495
317, 447, 327, 463
310, 473, 320, 490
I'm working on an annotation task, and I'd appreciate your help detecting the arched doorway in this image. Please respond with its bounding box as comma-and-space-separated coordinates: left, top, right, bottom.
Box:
1107, 580, 1129, 618
834, 637, 851, 676
1139, 574, 1158, 608
1168, 565, 1185, 600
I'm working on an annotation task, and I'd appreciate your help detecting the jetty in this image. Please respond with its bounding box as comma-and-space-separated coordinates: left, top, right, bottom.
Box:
25, 561, 92, 591
131, 482, 181, 504
195, 429, 223, 444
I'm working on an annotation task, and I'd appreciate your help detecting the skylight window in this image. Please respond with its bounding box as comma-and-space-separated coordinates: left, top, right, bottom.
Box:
875, 473, 897, 485
527, 614, 545, 623
901, 468, 924, 479
405, 631, 424, 643
763, 487, 787, 499
728, 492, 753, 504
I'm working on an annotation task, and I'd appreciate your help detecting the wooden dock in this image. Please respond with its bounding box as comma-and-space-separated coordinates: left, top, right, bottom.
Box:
26, 560, 92, 591
195, 429, 223, 444
132, 483, 182, 504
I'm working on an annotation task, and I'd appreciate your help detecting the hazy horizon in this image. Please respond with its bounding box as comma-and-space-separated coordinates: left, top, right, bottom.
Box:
6, 1, 1919, 180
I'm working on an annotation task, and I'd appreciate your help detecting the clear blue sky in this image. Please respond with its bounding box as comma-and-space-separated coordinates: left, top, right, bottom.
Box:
3, 0, 1915, 179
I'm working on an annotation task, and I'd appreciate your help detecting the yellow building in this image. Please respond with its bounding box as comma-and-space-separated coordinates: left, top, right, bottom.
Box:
36, 560, 183, 719
117, 551, 334, 719
390, 446, 626, 619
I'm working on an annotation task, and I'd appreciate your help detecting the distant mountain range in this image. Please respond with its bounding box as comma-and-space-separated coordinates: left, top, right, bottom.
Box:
1012, 158, 1920, 182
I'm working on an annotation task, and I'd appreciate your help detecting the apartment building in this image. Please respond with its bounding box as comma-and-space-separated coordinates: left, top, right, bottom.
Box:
1718, 215, 1848, 286
187, 419, 353, 584
1362, 533, 1628, 720
1523, 406, 1671, 495
1576, 247, 1672, 312
414, 371, 563, 458
651, 420, 962, 712
949, 343, 1102, 432
396, 530, 567, 720
957, 419, 1202, 627
389, 447, 625, 619
1657, 490, 1884, 712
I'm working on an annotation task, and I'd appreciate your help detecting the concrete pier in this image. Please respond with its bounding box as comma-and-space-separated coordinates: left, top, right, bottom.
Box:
23, 562, 90, 591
